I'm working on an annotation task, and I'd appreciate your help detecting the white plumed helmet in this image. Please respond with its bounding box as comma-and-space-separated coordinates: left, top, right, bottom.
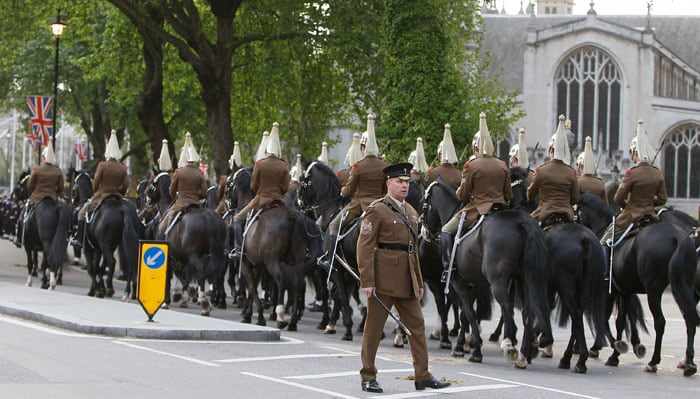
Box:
440, 124, 458, 163
476, 112, 495, 156
229, 141, 242, 170
104, 130, 122, 160
363, 114, 380, 157
630, 118, 655, 163
255, 131, 270, 161
582, 136, 596, 175
317, 141, 329, 163
42, 140, 56, 165
413, 137, 429, 173
291, 154, 303, 182
158, 139, 172, 171
515, 128, 528, 169
551, 115, 570, 162
265, 122, 282, 158
347, 132, 363, 166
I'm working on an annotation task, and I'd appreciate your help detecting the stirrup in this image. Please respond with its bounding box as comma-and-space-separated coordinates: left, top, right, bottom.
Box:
440, 268, 454, 283
228, 247, 242, 260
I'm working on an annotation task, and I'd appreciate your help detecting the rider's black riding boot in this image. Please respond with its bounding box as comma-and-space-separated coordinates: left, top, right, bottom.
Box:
440, 232, 454, 283
70, 220, 85, 249
229, 221, 244, 260
601, 244, 611, 281
317, 234, 337, 272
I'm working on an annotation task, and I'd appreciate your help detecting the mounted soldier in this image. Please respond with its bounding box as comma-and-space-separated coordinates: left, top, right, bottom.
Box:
158, 132, 208, 237
527, 115, 579, 226
16, 142, 65, 247
216, 141, 242, 215
72, 131, 128, 249
577, 136, 607, 204
425, 124, 461, 190
440, 113, 512, 280
323, 114, 387, 262
510, 128, 534, 177
230, 122, 290, 259
600, 118, 667, 246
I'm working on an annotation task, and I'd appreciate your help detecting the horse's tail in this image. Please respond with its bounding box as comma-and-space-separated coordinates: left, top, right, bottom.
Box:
290, 211, 323, 270
668, 235, 700, 327
581, 234, 608, 348
48, 201, 71, 266
616, 294, 649, 335
118, 202, 139, 279
474, 285, 493, 321
518, 215, 552, 336
204, 210, 226, 268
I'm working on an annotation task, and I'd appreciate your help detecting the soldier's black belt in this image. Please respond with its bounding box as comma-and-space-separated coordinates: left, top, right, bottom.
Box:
377, 242, 414, 252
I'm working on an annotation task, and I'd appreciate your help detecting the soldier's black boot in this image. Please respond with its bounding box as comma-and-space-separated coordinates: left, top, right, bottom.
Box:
228, 221, 244, 260
440, 232, 454, 283
317, 235, 337, 272
601, 244, 611, 282
70, 220, 85, 249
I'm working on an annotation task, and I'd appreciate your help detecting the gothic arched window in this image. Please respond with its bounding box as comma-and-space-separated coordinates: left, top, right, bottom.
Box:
663, 124, 700, 199
555, 46, 622, 157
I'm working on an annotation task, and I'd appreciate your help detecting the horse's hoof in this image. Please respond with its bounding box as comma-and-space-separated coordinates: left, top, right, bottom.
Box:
504, 347, 519, 362
160, 303, 169, 310
277, 320, 288, 330
644, 364, 658, 373
430, 332, 440, 341
342, 334, 352, 341
179, 300, 188, 308
588, 350, 599, 359
541, 346, 554, 358
287, 324, 297, 332
56, 279, 62, 285
173, 292, 182, 302
605, 357, 619, 367
633, 344, 646, 359
324, 325, 336, 334
106, 288, 115, 298
613, 340, 629, 354
356, 326, 364, 333
87, 291, 95, 297
573, 365, 587, 374
393, 343, 404, 348
468, 355, 483, 363
241, 316, 251, 324
558, 360, 570, 369
678, 361, 697, 377
256, 319, 266, 327
96, 291, 104, 298
488, 333, 500, 343
514, 355, 528, 369
201, 310, 210, 316
451, 350, 465, 358
449, 328, 459, 337
25, 282, 31, 287
440, 341, 452, 350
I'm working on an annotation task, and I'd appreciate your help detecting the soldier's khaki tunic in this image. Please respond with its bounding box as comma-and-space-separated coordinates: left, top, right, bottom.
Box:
528, 159, 579, 223
169, 165, 208, 213
442, 156, 511, 233
357, 195, 432, 383
234, 156, 289, 223
425, 163, 461, 190
28, 163, 65, 205
578, 174, 607, 204
613, 162, 667, 228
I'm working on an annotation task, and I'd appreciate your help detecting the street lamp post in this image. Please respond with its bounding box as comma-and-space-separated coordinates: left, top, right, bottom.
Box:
49, 9, 66, 151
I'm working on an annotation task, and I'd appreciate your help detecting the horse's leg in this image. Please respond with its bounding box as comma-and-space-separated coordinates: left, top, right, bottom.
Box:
187, 254, 211, 316
100, 245, 117, 298
606, 295, 628, 367
336, 272, 355, 340
24, 247, 34, 287
430, 285, 452, 349
589, 292, 615, 358
492, 281, 518, 363
571, 310, 589, 373
489, 316, 504, 343
643, 291, 666, 373
325, 287, 341, 334
85, 246, 98, 297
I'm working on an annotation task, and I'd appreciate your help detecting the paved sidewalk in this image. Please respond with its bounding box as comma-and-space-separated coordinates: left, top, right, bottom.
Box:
0, 281, 280, 341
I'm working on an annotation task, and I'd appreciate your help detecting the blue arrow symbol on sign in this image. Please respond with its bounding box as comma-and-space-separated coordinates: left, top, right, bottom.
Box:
146, 250, 163, 266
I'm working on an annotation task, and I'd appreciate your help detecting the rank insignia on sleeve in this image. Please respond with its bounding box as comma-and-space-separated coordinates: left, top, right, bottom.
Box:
360, 221, 373, 235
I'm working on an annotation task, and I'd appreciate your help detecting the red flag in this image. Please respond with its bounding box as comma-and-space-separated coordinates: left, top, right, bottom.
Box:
75, 143, 87, 161
199, 162, 208, 176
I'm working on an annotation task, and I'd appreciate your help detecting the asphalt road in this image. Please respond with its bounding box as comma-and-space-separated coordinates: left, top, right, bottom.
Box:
0, 238, 698, 398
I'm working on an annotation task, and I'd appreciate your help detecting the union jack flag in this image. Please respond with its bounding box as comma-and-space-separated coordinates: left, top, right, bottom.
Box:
199, 162, 208, 176
75, 143, 87, 161
26, 96, 53, 146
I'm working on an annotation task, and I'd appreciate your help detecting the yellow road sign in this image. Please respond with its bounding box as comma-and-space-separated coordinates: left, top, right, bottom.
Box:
137, 240, 168, 321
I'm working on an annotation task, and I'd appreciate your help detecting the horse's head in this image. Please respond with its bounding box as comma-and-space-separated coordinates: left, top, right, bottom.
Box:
422, 179, 459, 240
226, 167, 253, 212
71, 171, 94, 207
407, 180, 424, 216
297, 161, 341, 223
11, 174, 31, 202
578, 192, 612, 239
510, 167, 536, 212
147, 172, 172, 207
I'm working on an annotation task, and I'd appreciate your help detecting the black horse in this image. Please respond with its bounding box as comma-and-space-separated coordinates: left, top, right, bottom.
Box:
83, 196, 139, 300
70, 171, 94, 265
419, 180, 466, 351
451, 208, 553, 368
148, 172, 228, 316
579, 193, 698, 376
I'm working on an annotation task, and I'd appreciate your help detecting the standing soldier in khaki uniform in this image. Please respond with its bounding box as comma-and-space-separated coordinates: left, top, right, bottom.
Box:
16, 142, 65, 247
601, 118, 667, 245
72, 131, 128, 248
425, 124, 461, 190
440, 113, 512, 279
528, 115, 579, 225
159, 133, 208, 236
229, 123, 290, 259
324, 114, 386, 257
357, 162, 450, 393
577, 136, 607, 204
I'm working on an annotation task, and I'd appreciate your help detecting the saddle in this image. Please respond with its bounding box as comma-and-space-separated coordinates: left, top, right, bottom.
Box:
541, 212, 573, 230
610, 214, 659, 246
259, 199, 286, 214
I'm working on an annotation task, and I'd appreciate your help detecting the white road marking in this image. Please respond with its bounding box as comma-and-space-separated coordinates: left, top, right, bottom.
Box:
460, 372, 602, 399
242, 372, 360, 399
218, 352, 359, 363
0, 315, 107, 338
286, 368, 413, 380
113, 340, 219, 367
113, 336, 305, 345
369, 384, 516, 398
